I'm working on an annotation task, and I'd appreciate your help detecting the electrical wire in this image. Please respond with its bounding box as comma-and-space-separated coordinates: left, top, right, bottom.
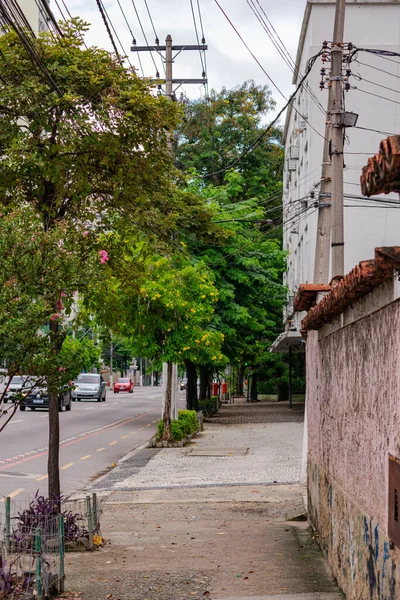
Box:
352, 72, 400, 97
355, 86, 400, 107
246, 0, 326, 116
189, 0, 205, 78
344, 204, 400, 209
196, 0, 208, 95
213, 0, 327, 145
94, 0, 120, 60
142, 0, 165, 75
202, 46, 324, 178
353, 124, 397, 136
0, 0, 63, 95
354, 59, 400, 82
130, 0, 161, 75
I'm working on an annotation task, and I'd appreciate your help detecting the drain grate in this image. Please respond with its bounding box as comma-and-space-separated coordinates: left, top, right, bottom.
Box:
187, 447, 250, 457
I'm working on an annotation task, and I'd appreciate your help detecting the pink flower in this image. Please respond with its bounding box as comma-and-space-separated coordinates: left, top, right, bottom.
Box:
61, 292, 67, 298
58, 367, 65, 372
99, 250, 109, 264
55, 300, 64, 311
50, 313, 60, 321
83, 231, 89, 237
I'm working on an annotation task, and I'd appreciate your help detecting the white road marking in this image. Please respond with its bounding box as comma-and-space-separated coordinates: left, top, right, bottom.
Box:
9, 420, 23, 424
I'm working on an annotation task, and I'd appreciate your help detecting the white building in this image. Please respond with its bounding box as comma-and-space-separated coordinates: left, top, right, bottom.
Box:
274, 0, 400, 349
2, 0, 49, 34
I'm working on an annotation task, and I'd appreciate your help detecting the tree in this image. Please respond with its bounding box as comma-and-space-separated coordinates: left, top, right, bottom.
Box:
0, 206, 104, 503
92, 251, 224, 439
176, 80, 284, 210
183, 171, 287, 402
0, 20, 213, 499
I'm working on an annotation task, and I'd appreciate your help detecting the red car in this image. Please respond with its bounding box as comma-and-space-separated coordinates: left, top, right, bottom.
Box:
114, 378, 134, 393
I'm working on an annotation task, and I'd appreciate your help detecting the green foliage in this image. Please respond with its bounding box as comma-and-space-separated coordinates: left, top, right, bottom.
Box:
156, 410, 198, 442
0, 206, 102, 396
177, 410, 198, 435
184, 171, 287, 370
60, 337, 101, 378
177, 80, 284, 208
198, 397, 219, 417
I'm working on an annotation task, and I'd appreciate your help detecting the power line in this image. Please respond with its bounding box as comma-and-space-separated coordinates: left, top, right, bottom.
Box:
355, 86, 400, 107
354, 59, 400, 82
352, 73, 400, 97
142, 0, 165, 75
245, 0, 326, 116
213, 0, 327, 145
130, 0, 161, 75
189, 0, 205, 78
196, 0, 208, 95
353, 124, 397, 136
94, 0, 120, 60
202, 47, 324, 178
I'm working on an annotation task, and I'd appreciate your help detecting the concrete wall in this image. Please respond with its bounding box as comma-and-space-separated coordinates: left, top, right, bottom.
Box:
306, 277, 400, 598
283, 0, 400, 332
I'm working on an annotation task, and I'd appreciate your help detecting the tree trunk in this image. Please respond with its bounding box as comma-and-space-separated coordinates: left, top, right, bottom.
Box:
250, 371, 258, 402
162, 361, 173, 441
48, 387, 60, 502
207, 371, 213, 400
277, 382, 288, 402
236, 366, 244, 396
185, 359, 198, 411
199, 365, 208, 401
48, 319, 62, 507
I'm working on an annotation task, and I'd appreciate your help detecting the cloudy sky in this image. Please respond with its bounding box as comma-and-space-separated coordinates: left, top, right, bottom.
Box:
56, 0, 307, 120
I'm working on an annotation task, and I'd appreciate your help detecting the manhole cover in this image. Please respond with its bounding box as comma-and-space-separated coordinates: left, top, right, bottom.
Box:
187, 447, 250, 457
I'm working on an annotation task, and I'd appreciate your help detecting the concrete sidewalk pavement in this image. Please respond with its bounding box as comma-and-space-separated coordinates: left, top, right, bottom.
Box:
65, 401, 344, 600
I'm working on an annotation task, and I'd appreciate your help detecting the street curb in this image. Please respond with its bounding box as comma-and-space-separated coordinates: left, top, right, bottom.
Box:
68, 436, 158, 501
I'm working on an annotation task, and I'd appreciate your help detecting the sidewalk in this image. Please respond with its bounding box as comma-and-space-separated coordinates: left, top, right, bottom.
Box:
65, 401, 344, 600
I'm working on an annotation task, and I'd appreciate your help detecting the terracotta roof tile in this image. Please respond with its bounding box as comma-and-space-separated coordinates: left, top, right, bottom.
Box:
293, 284, 331, 312
301, 247, 400, 333
360, 135, 400, 196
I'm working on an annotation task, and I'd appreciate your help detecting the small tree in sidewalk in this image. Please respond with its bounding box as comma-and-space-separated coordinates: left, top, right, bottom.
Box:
94, 252, 225, 440
0, 206, 104, 497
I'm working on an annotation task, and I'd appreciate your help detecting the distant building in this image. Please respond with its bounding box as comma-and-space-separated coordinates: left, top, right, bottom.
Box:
271, 0, 400, 354
3, 0, 49, 34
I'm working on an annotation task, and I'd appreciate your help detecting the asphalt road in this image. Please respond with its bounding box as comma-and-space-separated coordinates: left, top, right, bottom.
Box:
0, 386, 163, 508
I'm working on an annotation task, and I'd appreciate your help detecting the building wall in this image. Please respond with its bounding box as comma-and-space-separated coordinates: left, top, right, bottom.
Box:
5, 0, 44, 34
306, 276, 400, 598
283, 0, 400, 331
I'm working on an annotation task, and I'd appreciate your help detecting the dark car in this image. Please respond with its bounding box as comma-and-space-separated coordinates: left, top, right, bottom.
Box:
71, 373, 106, 402
114, 378, 134, 393
20, 384, 72, 412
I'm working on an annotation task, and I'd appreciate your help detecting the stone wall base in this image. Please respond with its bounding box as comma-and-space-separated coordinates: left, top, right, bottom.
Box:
308, 455, 399, 599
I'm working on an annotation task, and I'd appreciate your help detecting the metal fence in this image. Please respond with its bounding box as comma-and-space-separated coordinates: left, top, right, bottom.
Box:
0, 493, 105, 599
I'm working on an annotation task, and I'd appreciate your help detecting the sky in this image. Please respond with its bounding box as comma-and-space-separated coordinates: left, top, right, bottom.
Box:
55, 0, 307, 120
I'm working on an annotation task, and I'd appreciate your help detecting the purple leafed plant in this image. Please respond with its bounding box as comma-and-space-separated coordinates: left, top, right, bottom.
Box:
0, 559, 14, 596
11, 491, 89, 545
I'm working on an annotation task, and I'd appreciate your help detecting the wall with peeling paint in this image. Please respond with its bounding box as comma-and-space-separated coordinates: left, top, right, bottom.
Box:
307, 281, 400, 599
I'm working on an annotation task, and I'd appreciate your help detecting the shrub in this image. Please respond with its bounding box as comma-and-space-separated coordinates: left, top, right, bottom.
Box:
199, 396, 219, 417
178, 410, 198, 435
156, 411, 198, 442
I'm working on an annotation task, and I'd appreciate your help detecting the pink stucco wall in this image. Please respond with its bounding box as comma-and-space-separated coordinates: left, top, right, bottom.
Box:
307, 297, 400, 532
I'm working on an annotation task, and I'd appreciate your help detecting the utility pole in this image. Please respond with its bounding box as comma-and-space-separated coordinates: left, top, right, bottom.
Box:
314, 0, 346, 282
165, 34, 173, 100
131, 35, 207, 100
330, 0, 346, 277
313, 109, 332, 283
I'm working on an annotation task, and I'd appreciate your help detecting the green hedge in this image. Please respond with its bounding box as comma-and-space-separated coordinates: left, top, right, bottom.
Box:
199, 396, 219, 417
156, 409, 198, 442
